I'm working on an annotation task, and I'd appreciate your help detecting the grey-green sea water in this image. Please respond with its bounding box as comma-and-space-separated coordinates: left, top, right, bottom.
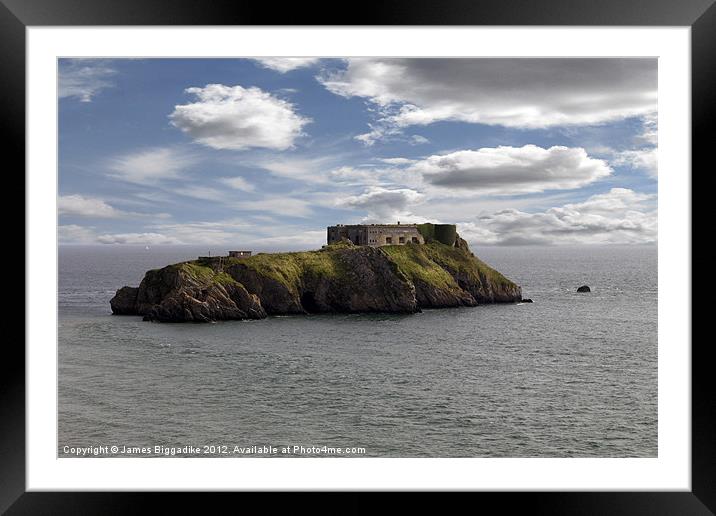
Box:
58, 245, 657, 457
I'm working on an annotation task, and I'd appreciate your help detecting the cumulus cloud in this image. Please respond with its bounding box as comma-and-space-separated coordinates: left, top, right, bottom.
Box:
59, 194, 123, 218
253, 58, 321, 73
169, 84, 310, 150
410, 145, 611, 194
59, 59, 116, 102
319, 58, 657, 133
340, 187, 424, 221
458, 188, 656, 246
108, 147, 196, 184
613, 148, 658, 178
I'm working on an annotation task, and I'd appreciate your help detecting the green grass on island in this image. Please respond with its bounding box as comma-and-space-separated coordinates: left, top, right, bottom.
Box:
171, 261, 240, 287
379, 243, 461, 291
182, 239, 516, 294
222, 244, 351, 294
422, 243, 515, 289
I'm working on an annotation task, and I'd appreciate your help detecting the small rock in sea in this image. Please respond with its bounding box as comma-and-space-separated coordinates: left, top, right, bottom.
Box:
576, 285, 591, 293
521, 298, 533, 303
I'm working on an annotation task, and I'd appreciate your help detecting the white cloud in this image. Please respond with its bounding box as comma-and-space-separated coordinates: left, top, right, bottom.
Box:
169, 84, 311, 151
253, 58, 321, 73
59, 194, 123, 218
96, 232, 182, 245
108, 147, 196, 184
319, 58, 657, 133
59, 59, 116, 102
143, 219, 322, 248
58, 216, 320, 248
410, 145, 612, 195
59, 224, 96, 244
219, 176, 255, 192
131, 191, 175, 204
257, 157, 332, 183
566, 187, 654, 214
340, 187, 424, 221
613, 148, 658, 178
410, 135, 430, 145
58, 194, 172, 220
458, 188, 656, 246
172, 185, 230, 202
326, 164, 421, 190
353, 123, 420, 147
251, 230, 326, 249
142, 220, 251, 245
355, 126, 389, 146
379, 157, 416, 166
409, 192, 579, 222
639, 112, 658, 145
329, 166, 385, 185
238, 198, 314, 218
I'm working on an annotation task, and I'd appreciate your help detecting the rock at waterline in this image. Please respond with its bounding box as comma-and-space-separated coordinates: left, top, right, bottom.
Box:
576, 285, 591, 293
521, 298, 533, 303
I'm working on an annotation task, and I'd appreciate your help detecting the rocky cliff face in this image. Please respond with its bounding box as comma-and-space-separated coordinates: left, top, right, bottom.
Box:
110, 263, 265, 322
224, 244, 418, 315
110, 236, 522, 322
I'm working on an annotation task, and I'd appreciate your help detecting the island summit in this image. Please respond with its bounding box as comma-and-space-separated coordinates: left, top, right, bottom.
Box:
110, 223, 523, 322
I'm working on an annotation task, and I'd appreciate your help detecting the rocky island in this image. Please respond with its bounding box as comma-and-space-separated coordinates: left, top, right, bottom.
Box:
110, 225, 523, 322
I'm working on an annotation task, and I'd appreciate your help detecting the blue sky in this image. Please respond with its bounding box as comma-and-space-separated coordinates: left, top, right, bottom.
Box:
58, 58, 657, 249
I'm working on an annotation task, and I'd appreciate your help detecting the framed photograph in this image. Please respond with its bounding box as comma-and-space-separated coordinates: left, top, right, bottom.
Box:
6, 0, 712, 511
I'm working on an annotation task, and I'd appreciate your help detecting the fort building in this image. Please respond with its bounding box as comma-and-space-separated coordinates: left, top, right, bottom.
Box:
327, 222, 458, 247
327, 223, 423, 247
228, 250, 252, 258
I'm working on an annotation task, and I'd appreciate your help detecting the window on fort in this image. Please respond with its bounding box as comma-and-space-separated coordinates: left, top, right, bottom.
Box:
386, 237, 392, 244
399, 237, 405, 244
412, 237, 419, 243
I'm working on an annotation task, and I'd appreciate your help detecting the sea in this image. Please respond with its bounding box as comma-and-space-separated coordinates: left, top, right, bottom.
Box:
58, 244, 657, 458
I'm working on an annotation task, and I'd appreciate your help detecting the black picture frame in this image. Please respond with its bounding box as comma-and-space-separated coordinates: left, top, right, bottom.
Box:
4, 0, 712, 512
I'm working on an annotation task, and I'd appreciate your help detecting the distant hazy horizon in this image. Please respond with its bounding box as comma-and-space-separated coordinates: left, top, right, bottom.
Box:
56, 241, 659, 256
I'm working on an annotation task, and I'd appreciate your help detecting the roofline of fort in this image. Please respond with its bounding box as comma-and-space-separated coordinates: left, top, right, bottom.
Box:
329, 223, 419, 227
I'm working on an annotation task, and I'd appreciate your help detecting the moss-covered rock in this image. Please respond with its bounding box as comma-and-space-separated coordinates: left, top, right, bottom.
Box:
380, 243, 475, 308
226, 244, 418, 315
110, 234, 522, 322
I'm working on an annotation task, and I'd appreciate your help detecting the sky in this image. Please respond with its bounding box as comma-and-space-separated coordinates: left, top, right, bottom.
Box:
58, 58, 657, 250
